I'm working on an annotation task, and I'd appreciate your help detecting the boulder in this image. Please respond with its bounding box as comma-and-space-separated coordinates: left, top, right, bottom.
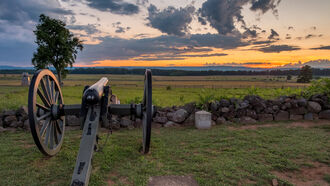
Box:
23, 119, 30, 131
66, 115, 80, 126
168, 109, 188, 123
220, 107, 229, 113
134, 118, 142, 128
297, 98, 307, 107
274, 111, 289, 121
156, 111, 167, 117
216, 117, 226, 125
210, 101, 220, 112
4, 115, 17, 127
258, 114, 273, 122
153, 116, 168, 124
3, 110, 16, 117
304, 113, 314, 121
307, 101, 322, 113
164, 121, 177, 128
183, 114, 194, 126
195, 111, 211, 129
0, 119, 2, 127
319, 110, 330, 119
246, 109, 257, 119
16, 106, 28, 117
289, 107, 307, 115
120, 117, 132, 128
239, 116, 257, 124
183, 102, 195, 114
290, 114, 303, 121
219, 99, 230, 107
0, 126, 6, 133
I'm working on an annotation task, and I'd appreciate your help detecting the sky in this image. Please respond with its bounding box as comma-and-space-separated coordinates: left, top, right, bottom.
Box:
0, 0, 330, 68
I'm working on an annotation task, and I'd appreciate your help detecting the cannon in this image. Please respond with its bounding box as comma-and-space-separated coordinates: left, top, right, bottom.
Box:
27, 69, 154, 185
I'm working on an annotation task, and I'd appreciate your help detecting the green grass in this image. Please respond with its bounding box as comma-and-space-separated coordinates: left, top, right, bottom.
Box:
0, 124, 329, 185
0, 85, 303, 111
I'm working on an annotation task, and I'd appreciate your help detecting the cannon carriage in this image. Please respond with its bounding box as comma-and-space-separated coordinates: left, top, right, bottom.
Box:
27, 69, 154, 185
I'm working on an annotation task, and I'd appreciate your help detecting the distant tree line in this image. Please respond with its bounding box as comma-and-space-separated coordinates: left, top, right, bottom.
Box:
1, 67, 329, 76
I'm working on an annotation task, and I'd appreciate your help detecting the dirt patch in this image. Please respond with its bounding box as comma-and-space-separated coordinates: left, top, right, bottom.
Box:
272, 162, 330, 186
147, 175, 198, 186
107, 172, 131, 186
228, 120, 330, 130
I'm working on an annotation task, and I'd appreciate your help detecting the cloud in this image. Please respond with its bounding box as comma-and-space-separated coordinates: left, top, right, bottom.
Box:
250, 0, 282, 16
305, 34, 317, 39
268, 29, 279, 40
198, 0, 249, 35
77, 33, 247, 62
112, 22, 131, 33
285, 34, 291, 39
135, 53, 228, 61
257, 45, 300, 53
0, 0, 72, 25
197, 0, 281, 35
146, 4, 195, 36
311, 26, 317, 30
311, 45, 330, 50
85, 0, 139, 15
288, 26, 294, 30
67, 24, 101, 34
280, 59, 330, 69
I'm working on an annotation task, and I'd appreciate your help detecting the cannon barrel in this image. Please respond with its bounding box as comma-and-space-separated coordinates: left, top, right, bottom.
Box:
83, 77, 108, 105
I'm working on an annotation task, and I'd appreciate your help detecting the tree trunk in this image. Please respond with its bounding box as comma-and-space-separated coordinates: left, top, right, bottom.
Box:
57, 70, 62, 87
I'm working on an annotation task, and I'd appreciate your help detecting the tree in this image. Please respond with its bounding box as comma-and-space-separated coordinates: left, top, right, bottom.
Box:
32, 14, 83, 84
297, 65, 313, 83
286, 74, 292, 81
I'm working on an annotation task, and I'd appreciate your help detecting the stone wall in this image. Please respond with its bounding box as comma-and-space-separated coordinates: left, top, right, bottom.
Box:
1, 94, 329, 132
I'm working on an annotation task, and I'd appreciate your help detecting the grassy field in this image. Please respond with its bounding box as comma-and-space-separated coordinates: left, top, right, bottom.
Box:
0, 122, 329, 185
0, 74, 309, 111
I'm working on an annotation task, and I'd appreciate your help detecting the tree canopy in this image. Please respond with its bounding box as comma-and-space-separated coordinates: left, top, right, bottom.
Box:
32, 14, 83, 84
297, 65, 313, 83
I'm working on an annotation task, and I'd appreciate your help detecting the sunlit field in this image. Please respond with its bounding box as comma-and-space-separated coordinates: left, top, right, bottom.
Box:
0, 74, 310, 111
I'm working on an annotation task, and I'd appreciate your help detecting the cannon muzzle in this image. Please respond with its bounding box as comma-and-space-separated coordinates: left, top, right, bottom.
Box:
83, 77, 108, 105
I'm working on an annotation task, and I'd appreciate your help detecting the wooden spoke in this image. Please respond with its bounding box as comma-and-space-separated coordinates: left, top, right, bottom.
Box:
49, 122, 54, 149
54, 91, 59, 104
37, 88, 51, 107
44, 122, 51, 146
36, 103, 50, 111
54, 121, 59, 145
50, 80, 55, 104
55, 120, 62, 135
37, 112, 51, 122
45, 76, 53, 103
40, 78, 51, 104
40, 117, 51, 137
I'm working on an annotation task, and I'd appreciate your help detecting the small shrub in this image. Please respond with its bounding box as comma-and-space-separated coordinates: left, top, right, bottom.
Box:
197, 89, 215, 110
166, 85, 172, 90
303, 78, 330, 98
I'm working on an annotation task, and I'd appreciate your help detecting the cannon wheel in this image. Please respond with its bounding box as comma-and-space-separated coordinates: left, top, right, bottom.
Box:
28, 69, 65, 156
142, 69, 152, 154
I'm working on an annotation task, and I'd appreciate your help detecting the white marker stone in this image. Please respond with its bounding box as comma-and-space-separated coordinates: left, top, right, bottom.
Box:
195, 111, 212, 129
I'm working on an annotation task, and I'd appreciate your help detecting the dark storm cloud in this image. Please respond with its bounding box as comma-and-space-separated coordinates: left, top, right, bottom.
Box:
310, 45, 330, 50
85, 0, 139, 15
197, 0, 281, 35
78, 34, 247, 62
198, 0, 249, 35
146, 4, 195, 36
250, 0, 281, 16
257, 45, 300, 53
0, 38, 36, 65
268, 29, 279, 40
0, 0, 73, 25
252, 40, 274, 45
67, 24, 101, 34
242, 28, 258, 38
